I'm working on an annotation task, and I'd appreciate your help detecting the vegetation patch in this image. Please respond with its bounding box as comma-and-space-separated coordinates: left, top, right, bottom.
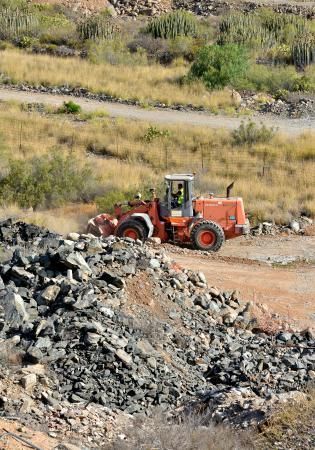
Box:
231, 121, 277, 146
188, 44, 249, 90
145, 11, 198, 40
0, 102, 314, 222
0, 153, 97, 209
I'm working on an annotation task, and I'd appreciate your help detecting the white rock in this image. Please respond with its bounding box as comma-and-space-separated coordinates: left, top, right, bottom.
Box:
21, 373, 37, 390
67, 232, 80, 241
290, 220, 300, 233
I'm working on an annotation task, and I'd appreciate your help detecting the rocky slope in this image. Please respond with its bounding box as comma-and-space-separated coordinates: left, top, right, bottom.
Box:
0, 220, 314, 447
31, 0, 315, 17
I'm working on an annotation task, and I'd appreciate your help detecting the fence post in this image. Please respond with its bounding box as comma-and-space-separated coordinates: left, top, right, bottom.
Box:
165, 146, 168, 170
201, 145, 204, 170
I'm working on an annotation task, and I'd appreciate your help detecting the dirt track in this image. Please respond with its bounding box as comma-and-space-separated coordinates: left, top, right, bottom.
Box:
166, 235, 315, 330
0, 87, 314, 135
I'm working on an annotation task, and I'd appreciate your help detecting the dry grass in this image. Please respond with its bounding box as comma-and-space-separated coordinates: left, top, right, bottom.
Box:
256, 388, 315, 450
107, 411, 253, 450
0, 49, 236, 111
0, 203, 98, 234
0, 101, 314, 222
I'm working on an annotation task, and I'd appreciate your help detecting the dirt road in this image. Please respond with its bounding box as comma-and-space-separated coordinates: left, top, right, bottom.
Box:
166, 235, 315, 330
0, 87, 314, 135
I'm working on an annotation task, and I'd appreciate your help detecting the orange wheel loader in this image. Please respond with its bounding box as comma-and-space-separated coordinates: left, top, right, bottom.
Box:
87, 174, 249, 252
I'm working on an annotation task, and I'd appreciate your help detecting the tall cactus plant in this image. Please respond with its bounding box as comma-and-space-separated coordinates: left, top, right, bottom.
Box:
292, 33, 315, 68
145, 11, 198, 39
77, 14, 119, 41
219, 11, 315, 67
0, 7, 38, 40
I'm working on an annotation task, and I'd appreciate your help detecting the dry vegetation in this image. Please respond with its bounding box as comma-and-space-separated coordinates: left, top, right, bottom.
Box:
0, 49, 236, 111
107, 411, 253, 450
0, 101, 314, 227
107, 389, 315, 450
256, 388, 315, 450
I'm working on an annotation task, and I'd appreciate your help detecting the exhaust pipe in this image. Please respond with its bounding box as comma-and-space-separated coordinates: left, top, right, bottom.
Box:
226, 181, 235, 198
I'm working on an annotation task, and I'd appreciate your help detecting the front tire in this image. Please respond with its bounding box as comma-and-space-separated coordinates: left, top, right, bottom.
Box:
191, 220, 225, 252
116, 219, 147, 241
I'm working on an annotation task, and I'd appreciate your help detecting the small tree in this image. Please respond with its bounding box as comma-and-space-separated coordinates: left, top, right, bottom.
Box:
189, 44, 249, 90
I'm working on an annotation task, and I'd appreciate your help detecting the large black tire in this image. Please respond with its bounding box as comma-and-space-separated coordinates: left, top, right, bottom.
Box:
116, 219, 148, 242
191, 220, 225, 252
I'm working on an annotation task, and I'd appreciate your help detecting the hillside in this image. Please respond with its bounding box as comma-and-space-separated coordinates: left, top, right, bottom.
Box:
30, 0, 315, 16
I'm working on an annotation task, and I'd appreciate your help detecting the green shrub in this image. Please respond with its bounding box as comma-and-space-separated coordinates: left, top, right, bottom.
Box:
143, 126, 170, 143
95, 189, 132, 214
0, 153, 96, 209
231, 120, 276, 146
292, 75, 315, 92
145, 11, 198, 40
235, 64, 299, 93
15, 35, 38, 48
188, 44, 249, 90
58, 101, 81, 114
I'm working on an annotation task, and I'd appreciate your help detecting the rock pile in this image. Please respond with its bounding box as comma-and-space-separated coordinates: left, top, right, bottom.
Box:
251, 217, 313, 236
173, 0, 315, 18
109, 0, 170, 17
0, 220, 314, 440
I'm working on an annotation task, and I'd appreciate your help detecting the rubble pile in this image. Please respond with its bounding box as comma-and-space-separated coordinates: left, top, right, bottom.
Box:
109, 0, 170, 17
251, 217, 313, 236
0, 220, 314, 442
173, 0, 315, 18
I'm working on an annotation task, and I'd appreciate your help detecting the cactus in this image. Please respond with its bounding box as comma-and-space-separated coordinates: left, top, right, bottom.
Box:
77, 14, 119, 41
145, 11, 198, 39
291, 33, 315, 68
219, 10, 314, 65
0, 7, 38, 40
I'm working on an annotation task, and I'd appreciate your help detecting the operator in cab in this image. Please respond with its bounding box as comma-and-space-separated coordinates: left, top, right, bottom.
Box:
171, 183, 184, 207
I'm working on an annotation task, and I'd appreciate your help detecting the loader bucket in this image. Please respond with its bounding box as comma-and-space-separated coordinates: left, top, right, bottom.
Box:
87, 214, 117, 237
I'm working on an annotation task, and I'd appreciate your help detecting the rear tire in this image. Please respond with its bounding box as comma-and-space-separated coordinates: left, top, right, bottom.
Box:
191, 220, 225, 252
116, 219, 148, 242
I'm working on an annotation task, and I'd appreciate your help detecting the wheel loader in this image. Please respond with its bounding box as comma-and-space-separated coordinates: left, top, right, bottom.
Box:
87, 174, 249, 252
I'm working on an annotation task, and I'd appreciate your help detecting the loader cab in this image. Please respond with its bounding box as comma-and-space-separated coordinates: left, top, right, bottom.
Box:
162, 174, 194, 217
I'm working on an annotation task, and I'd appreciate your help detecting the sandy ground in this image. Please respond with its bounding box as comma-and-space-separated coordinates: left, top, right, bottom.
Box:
0, 419, 57, 450
0, 88, 314, 135
166, 235, 315, 330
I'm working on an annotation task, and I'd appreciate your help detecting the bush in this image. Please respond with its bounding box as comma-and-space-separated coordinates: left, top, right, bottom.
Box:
143, 126, 170, 143
189, 44, 249, 90
292, 75, 315, 92
0, 153, 96, 209
231, 120, 276, 146
235, 64, 300, 93
145, 11, 198, 39
58, 101, 81, 114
